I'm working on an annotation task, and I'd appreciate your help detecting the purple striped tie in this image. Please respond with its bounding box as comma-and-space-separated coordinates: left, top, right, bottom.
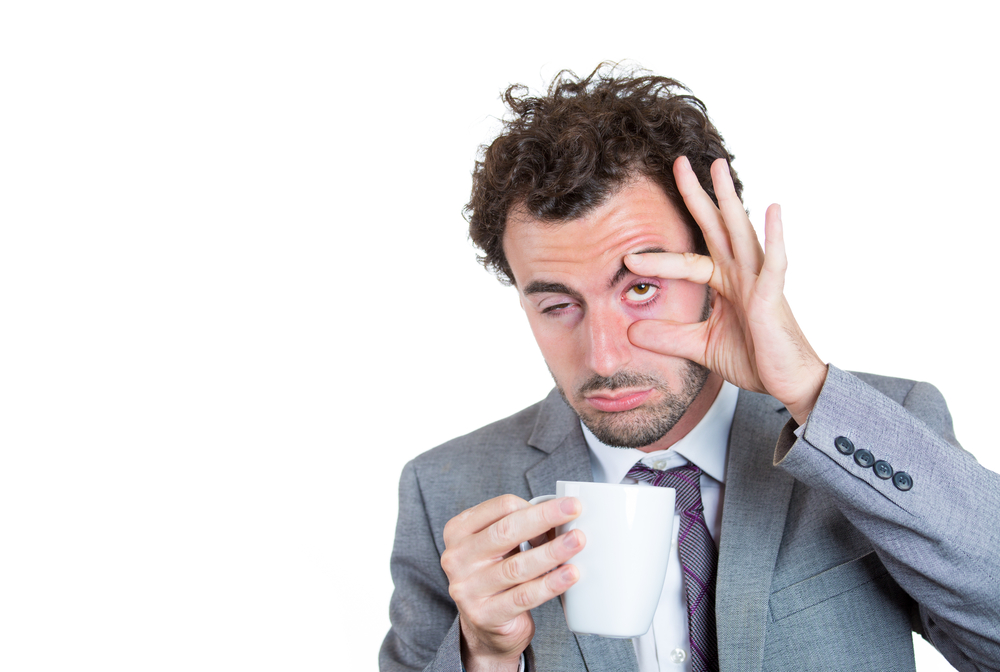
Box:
627, 461, 719, 672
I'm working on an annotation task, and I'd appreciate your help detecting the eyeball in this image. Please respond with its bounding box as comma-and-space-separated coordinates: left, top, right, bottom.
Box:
626, 283, 658, 302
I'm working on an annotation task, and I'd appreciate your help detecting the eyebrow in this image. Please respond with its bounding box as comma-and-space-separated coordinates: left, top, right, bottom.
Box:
523, 280, 582, 300
522, 246, 670, 299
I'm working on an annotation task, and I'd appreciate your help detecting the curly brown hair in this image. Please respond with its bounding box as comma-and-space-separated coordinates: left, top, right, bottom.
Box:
466, 63, 742, 286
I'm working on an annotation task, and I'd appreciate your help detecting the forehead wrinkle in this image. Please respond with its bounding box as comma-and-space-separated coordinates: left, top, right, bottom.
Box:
504, 176, 692, 294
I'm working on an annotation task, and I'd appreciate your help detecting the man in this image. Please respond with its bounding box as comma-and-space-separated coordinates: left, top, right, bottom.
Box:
380, 65, 1000, 672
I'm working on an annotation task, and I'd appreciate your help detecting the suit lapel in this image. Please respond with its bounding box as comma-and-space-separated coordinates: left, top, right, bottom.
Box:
525, 390, 639, 672
716, 390, 796, 672
524, 423, 593, 498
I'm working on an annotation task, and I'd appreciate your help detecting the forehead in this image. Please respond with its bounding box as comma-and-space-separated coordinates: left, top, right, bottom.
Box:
503, 178, 693, 286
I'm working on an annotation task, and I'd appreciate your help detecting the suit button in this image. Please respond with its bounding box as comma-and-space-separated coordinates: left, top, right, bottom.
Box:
834, 436, 855, 455
893, 471, 913, 491
854, 449, 875, 468
873, 460, 893, 479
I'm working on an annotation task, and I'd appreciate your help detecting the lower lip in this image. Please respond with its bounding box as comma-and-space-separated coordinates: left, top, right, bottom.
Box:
585, 389, 653, 413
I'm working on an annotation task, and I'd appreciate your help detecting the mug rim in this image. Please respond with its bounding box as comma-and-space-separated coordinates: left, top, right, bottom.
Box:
556, 480, 674, 491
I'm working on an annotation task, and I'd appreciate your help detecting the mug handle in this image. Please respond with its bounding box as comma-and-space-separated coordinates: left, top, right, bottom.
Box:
518, 494, 557, 553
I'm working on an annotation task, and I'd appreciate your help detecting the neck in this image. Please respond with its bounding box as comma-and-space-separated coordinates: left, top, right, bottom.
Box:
634, 372, 724, 454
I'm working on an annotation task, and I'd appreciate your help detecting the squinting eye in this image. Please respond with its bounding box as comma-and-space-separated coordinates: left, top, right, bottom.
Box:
542, 302, 572, 314
625, 283, 658, 302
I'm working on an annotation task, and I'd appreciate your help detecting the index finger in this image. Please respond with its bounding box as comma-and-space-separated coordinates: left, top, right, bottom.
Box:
443, 494, 581, 550
475, 497, 582, 558
624, 251, 716, 288
443, 495, 530, 547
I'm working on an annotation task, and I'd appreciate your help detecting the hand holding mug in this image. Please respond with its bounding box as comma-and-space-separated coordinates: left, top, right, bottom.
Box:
440, 494, 584, 672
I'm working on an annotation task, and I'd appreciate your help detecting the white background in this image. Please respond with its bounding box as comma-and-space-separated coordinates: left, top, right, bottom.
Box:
2, 1, 997, 670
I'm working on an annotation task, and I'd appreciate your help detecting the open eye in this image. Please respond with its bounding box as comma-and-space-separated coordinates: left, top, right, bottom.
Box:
625, 282, 658, 303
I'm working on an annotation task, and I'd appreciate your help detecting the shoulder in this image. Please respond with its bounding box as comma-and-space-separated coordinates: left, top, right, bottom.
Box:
411, 396, 547, 471
396, 390, 575, 529
400, 388, 576, 515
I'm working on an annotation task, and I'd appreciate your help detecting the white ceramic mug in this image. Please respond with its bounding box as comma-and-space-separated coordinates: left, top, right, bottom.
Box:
520, 481, 675, 638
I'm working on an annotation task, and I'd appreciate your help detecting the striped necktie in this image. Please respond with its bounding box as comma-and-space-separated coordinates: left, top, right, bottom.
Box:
626, 461, 719, 672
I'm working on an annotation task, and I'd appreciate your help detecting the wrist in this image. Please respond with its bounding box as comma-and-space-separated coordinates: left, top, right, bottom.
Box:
459, 623, 524, 672
463, 652, 522, 672
784, 361, 828, 426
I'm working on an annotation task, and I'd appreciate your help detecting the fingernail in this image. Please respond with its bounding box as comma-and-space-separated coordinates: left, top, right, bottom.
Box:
625, 253, 642, 266
563, 531, 581, 550
560, 566, 577, 583
559, 497, 579, 515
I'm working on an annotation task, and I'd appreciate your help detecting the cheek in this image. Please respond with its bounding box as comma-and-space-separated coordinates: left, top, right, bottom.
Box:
525, 315, 583, 372
528, 317, 567, 357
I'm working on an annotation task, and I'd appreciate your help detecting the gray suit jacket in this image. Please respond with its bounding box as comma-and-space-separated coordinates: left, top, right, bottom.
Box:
380, 366, 1000, 671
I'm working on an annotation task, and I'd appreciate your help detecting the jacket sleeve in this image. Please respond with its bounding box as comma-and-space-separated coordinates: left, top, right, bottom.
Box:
774, 364, 1000, 672
379, 461, 463, 672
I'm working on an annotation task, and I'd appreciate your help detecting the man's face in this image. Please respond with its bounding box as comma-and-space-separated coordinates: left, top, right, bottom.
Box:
504, 177, 713, 449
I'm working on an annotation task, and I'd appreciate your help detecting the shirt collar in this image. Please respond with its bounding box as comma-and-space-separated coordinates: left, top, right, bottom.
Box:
583, 381, 739, 485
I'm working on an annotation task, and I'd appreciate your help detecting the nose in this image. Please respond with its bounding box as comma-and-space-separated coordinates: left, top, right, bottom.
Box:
583, 307, 633, 378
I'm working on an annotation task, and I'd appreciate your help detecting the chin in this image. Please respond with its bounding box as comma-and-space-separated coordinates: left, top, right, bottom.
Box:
578, 406, 682, 449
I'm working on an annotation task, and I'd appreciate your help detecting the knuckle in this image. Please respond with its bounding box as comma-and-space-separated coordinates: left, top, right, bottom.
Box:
500, 554, 524, 583
497, 494, 524, 517
442, 519, 458, 545
440, 549, 459, 576
511, 584, 535, 609
489, 515, 516, 546
448, 580, 470, 607
443, 508, 471, 544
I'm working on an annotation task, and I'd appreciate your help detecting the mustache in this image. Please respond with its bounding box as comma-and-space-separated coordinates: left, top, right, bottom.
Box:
578, 370, 663, 396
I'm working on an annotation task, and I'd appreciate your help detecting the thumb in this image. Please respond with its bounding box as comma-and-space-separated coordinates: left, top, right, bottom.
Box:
627, 319, 708, 366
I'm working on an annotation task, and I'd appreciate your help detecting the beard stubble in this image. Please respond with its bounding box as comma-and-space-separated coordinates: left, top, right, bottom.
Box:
556, 359, 711, 448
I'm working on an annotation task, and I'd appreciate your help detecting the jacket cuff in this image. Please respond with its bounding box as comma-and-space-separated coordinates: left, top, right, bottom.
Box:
434, 615, 464, 672
774, 363, 976, 522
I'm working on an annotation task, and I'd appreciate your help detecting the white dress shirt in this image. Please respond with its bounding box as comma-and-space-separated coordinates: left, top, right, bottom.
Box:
582, 381, 739, 672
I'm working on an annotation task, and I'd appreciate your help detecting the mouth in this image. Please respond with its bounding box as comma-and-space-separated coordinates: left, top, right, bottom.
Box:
583, 388, 653, 413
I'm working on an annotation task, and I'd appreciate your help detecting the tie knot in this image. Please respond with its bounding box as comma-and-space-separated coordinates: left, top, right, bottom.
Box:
627, 461, 704, 514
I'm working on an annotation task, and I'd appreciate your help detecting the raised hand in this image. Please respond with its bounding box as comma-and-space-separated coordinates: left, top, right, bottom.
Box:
440, 495, 584, 672
625, 156, 827, 425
